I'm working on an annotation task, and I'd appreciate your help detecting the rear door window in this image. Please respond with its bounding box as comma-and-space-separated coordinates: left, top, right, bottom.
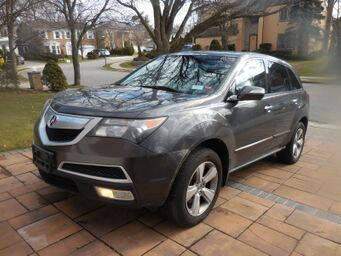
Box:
287, 68, 302, 90
267, 62, 291, 93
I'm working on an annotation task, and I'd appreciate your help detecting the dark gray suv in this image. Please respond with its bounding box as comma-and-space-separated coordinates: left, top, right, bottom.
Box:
33, 52, 309, 227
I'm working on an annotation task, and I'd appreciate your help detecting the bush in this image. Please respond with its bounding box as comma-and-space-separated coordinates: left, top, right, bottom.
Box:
110, 47, 134, 56
87, 51, 100, 59
42, 60, 68, 91
209, 39, 222, 51
29, 52, 61, 62
228, 44, 236, 51
259, 43, 272, 52
133, 56, 149, 61
270, 50, 293, 59
192, 44, 202, 51
170, 38, 185, 52
145, 50, 159, 59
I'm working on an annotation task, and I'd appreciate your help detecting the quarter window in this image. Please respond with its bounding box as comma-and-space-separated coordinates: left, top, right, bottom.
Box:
268, 62, 291, 93
234, 59, 267, 94
287, 68, 302, 90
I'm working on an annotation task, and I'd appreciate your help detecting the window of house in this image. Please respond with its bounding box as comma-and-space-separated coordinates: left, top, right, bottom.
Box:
51, 45, 61, 54
65, 31, 71, 39
87, 31, 95, 39
234, 59, 267, 94
54, 31, 61, 39
279, 8, 290, 22
39, 30, 48, 39
277, 33, 295, 50
267, 62, 291, 93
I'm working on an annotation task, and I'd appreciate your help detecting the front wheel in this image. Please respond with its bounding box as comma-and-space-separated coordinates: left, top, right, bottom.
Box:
163, 148, 222, 227
278, 122, 306, 164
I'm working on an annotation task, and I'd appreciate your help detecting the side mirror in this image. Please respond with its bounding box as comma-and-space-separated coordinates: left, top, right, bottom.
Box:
227, 86, 265, 102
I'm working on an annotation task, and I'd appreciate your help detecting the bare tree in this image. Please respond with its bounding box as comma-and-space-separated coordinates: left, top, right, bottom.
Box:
115, 0, 289, 54
0, 0, 42, 87
324, 0, 338, 51
115, 0, 211, 53
46, 0, 114, 86
184, 0, 289, 48
126, 16, 150, 56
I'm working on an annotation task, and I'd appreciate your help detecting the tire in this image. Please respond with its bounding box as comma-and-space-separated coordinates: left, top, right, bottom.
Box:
163, 147, 222, 227
277, 122, 306, 164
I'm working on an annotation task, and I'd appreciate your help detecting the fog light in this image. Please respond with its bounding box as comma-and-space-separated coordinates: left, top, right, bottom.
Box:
95, 187, 134, 201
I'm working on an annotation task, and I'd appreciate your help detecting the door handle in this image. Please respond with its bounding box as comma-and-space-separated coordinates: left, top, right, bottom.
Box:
292, 98, 299, 104
264, 105, 273, 112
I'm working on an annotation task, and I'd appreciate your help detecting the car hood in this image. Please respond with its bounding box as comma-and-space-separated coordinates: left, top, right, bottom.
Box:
50, 86, 199, 118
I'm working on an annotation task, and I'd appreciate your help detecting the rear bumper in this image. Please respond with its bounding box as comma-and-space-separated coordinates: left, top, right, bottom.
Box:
33, 135, 184, 208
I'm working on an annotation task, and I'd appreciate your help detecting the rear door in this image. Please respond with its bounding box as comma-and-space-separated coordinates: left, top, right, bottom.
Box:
266, 61, 297, 146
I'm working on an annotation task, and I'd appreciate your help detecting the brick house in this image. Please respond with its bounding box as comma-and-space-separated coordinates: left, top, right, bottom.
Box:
95, 23, 133, 50
17, 21, 97, 58
196, 1, 327, 53
0, 26, 19, 55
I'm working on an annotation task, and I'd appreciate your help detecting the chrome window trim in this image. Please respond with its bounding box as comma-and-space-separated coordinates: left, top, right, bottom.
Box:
38, 105, 102, 146
57, 161, 133, 184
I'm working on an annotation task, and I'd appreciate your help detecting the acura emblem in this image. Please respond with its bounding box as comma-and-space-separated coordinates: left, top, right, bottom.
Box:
49, 115, 58, 126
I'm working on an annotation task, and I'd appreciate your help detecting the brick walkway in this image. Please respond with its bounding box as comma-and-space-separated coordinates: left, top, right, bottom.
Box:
0, 126, 340, 256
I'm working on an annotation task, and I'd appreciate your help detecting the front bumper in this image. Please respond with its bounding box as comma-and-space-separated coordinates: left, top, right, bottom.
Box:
33, 134, 182, 208
33, 105, 185, 207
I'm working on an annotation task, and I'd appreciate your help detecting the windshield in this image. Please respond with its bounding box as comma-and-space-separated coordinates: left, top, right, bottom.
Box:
120, 55, 237, 95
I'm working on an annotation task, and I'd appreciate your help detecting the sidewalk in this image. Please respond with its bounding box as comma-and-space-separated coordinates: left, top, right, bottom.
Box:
0, 126, 340, 255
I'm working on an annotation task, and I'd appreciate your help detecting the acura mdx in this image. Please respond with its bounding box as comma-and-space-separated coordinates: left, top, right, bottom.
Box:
33, 52, 309, 227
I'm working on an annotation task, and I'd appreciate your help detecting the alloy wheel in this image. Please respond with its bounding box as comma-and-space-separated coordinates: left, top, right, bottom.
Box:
186, 161, 218, 217
293, 128, 304, 159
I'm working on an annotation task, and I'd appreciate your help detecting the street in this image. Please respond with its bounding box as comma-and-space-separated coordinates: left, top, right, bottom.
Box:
24, 56, 131, 87
23, 58, 340, 126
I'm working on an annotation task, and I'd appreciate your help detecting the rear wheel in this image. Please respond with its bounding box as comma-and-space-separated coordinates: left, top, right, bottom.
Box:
278, 122, 306, 164
163, 148, 222, 227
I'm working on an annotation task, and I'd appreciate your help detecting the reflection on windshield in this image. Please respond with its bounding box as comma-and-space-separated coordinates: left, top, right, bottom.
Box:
120, 55, 237, 95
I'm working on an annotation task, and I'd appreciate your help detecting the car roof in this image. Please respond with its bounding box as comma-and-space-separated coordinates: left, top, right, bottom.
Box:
168, 51, 294, 70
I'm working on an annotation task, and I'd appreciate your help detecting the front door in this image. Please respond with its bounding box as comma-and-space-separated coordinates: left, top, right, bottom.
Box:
227, 59, 277, 167
249, 35, 258, 51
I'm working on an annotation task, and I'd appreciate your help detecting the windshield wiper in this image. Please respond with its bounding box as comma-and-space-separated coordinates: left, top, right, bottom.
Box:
141, 85, 182, 93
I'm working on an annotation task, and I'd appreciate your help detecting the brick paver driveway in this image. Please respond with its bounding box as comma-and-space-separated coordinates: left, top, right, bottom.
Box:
0, 126, 340, 256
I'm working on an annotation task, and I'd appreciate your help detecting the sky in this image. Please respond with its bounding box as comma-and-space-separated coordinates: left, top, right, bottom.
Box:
136, 1, 192, 26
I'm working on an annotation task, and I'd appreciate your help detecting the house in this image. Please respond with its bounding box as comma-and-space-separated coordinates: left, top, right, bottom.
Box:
17, 21, 97, 58
95, 23, 134, 50
196, 1, 327, 53
0, 26, 19, 55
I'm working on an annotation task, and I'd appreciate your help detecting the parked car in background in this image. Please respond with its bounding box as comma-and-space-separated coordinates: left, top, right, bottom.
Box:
17, 55, 25, 65
98, 49, 110, 57
33, 52, 309, 227
182, 44, 195, 51
144, 46, 155, 52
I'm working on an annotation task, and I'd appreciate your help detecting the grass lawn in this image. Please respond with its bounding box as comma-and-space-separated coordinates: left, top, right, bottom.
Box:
0, 89, 53, 152
288, 59, 328, 77
119, 61, 136, 69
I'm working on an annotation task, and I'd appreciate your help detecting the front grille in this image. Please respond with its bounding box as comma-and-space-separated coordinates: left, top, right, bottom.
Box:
46, 126, 83, 142
61, 163, 127, 180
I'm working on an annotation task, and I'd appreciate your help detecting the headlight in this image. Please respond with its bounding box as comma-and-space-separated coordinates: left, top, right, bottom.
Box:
43, 99, 52, 111
93, 117, 167, 142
